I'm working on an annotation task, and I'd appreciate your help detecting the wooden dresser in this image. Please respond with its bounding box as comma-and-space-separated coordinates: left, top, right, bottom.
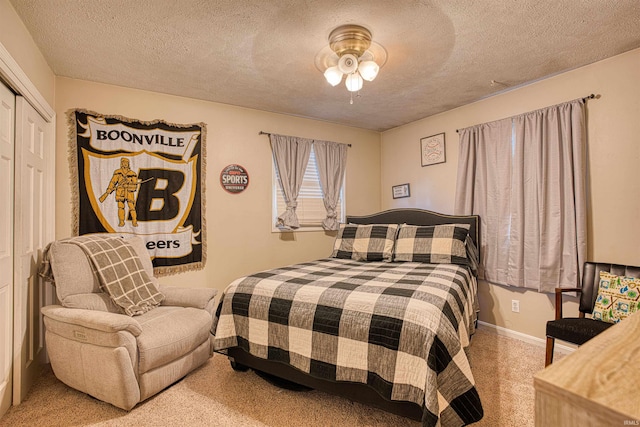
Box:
534, 311, 640, 426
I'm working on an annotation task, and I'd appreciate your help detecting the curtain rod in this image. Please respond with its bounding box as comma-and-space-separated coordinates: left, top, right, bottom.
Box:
455, 94, 596, 133
259, 131, 351, 147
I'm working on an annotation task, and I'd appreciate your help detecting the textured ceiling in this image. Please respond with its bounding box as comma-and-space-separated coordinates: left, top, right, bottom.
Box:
9, 0, 640, 132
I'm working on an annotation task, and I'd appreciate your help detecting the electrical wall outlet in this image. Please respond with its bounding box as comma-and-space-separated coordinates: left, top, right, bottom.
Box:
511, 299, 520, 313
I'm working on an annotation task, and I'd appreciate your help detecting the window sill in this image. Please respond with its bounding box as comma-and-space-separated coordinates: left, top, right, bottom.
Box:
271, 224, 327, 233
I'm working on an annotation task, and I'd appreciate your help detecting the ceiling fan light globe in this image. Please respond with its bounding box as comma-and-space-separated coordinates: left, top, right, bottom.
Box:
337, 54, 359, 74
345, 73, 363, 92
324, 66, 343, 86
358, 60, 379, 81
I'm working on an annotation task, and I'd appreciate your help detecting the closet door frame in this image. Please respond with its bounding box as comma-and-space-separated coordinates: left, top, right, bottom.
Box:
0, 74, 16, 420
0, 43, 55, 407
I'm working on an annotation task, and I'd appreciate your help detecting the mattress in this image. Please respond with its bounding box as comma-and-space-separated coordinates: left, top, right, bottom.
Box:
213, 257, 483, 426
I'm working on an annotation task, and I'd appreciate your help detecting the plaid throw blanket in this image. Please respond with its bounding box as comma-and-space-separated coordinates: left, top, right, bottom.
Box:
213, 258, 483, 427
42, 235, 163, 316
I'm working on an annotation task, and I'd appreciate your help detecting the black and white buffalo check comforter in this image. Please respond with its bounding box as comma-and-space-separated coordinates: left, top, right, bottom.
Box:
213, 258, 483, 426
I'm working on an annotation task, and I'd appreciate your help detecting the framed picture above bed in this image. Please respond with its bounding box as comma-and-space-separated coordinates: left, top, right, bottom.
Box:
420, 132, 446, 166
392, 183, 410, 199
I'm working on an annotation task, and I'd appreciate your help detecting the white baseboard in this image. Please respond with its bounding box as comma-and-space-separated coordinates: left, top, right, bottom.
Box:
477, 320, 575, 355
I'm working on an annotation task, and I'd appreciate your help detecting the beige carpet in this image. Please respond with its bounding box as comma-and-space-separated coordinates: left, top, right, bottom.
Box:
0, 328, 550, 427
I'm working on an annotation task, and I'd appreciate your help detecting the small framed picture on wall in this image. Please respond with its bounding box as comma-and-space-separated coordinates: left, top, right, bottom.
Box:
392, 183, 410, 199
420, 133, 446, 166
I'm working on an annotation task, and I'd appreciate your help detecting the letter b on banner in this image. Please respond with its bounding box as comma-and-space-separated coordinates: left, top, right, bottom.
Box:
135, 169, 185, 221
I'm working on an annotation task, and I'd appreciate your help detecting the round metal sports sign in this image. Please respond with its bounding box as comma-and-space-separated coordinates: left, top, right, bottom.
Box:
220, 164, 249, 194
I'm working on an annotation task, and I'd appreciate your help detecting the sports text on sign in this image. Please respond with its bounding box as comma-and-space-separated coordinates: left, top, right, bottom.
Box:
220, 164, 249, 194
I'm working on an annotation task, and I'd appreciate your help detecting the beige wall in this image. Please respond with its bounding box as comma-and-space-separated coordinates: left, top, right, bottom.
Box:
5, 0, 638, 339
54, 77, 381, 293
0, 0, 55, 106
381, 48, 640, 340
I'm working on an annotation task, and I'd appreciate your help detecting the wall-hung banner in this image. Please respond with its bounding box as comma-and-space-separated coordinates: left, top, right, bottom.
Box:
68, 109, 206, 275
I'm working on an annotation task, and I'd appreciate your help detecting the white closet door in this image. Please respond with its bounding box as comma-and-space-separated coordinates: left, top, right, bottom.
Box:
0, 82, 15, 417
13, 96, 53, 404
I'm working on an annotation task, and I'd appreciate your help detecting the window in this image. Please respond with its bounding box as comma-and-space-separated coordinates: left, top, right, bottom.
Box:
272, 147, 345, 231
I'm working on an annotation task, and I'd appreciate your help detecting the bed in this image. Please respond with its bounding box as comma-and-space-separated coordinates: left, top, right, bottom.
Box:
212, 208, 483, 427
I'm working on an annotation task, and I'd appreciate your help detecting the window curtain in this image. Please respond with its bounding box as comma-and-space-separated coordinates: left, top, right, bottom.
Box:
454, 99, 587, 292
313, 140, 348, 230
270, 133, 313, 230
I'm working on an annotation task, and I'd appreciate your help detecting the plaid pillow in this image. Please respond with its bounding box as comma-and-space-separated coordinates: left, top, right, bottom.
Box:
393, 223, 470, 265
331, 223, 399, 262
592, 271, 640, 324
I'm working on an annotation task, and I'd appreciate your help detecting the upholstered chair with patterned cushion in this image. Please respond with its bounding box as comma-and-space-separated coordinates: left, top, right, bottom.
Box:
41, 235, 217, 410
545, 262, 640, 366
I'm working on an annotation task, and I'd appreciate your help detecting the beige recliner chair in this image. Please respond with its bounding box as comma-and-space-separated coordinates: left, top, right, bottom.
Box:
41, 236, 217, 410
